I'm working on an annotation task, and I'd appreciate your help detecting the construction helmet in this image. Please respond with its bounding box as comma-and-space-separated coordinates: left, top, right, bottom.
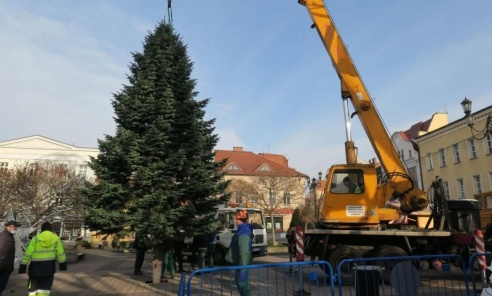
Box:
235, 209, 248, 220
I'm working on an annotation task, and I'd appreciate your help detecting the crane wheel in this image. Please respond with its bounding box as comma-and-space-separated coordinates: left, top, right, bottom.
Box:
325, 246, 362, 286
374, 245, 408, 284
362, 248, 377, 259
214, 247, 226, 265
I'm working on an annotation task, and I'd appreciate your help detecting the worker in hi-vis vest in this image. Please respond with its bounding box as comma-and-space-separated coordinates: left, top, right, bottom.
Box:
343, 176, 361, 194
19, 222, 67, 296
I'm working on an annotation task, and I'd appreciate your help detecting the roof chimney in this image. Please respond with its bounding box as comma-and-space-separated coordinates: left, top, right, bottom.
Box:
233, 147, 244, 152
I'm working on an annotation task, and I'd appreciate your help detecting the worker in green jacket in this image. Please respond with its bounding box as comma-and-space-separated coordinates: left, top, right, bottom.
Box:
343, 176, 361, 194
229, 209, 252, 296
18, 222, 67, 296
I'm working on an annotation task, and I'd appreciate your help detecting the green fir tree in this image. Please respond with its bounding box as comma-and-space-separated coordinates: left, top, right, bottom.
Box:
289, 208, 303, 229
82, 21, 229, 248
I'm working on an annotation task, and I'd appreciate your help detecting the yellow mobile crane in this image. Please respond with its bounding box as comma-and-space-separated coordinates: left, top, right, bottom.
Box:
295, 0, 483, 285
300, 0, 428, 226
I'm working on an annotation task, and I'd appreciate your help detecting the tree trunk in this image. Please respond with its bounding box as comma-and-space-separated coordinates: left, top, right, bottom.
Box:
270, 214, 276, 246
152, 259, 163, 283
153, 245, 164, 283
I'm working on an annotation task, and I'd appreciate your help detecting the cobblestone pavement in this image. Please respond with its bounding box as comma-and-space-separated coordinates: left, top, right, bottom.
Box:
4, 248, 179, 296
3, 248, 292, 296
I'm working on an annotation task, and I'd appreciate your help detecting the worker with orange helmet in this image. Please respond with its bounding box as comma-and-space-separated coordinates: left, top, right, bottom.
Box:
227, 209, 252, 296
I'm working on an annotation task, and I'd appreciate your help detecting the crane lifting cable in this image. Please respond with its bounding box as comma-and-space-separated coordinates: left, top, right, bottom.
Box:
167, 0, 173, 24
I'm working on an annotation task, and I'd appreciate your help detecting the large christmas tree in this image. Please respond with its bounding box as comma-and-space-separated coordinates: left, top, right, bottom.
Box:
82, 21, 229, 248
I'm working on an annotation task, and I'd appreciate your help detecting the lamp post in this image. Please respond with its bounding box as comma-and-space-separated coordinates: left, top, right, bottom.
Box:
461, 97, 492, 140
306, 171, 323, 223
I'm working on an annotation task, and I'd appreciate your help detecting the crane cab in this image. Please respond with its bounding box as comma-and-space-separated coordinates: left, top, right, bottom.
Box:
320, 164, 399, 228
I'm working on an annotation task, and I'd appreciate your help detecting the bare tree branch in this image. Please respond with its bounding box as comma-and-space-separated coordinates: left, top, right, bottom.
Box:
0, 162, 86, 222
251, 173, 304, 245
225, 178, 258, 205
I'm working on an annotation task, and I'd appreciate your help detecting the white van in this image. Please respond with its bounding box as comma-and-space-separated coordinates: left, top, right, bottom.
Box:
183, 207, 268, 264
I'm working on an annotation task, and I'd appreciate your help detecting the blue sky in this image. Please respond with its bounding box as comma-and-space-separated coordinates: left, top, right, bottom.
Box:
1, 0, 491, 177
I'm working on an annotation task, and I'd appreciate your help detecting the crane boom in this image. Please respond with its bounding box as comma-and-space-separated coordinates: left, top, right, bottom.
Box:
299, 0, 405, 175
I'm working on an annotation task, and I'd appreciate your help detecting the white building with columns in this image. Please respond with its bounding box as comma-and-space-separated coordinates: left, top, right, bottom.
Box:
0, 135, 98, 179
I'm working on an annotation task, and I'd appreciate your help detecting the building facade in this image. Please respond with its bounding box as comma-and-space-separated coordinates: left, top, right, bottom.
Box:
0, 135, 99, 239
391, 112, 448, 190
215, 147, 308, 232
415, 106, 492, 206
1, 137, 310, 235
0, 135, 99, 180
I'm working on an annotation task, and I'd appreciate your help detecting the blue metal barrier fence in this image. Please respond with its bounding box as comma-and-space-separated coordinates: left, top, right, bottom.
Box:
468, 252, 492, 295
177, 253, 492, 295
338, 254, 470, 296
179, 260, 334, 296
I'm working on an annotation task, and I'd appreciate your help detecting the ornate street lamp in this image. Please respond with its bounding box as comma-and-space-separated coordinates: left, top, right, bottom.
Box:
461, 97, 492, 140
307, 171, 323, 222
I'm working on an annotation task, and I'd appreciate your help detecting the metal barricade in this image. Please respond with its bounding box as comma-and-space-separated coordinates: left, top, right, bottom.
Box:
468, 252, 492, 295
177, 253, 484, 295
179, 260, 334, 296
177, 273, 186, 296
337, 254, 469, 296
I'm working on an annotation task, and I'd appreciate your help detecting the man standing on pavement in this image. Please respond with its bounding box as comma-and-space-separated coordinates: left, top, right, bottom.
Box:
205, 232, 216, 268
0, 220, 20, 296
227, 209, 252, 296
133, 233, 148, 275
174, 231, 185, 273
190, 234, 207, 270
18, 222, 67, 296
161, 235, 175, 279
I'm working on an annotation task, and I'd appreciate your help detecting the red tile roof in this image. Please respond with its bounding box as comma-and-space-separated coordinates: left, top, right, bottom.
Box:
398, 131, 409, 141
215, 149, 307, 177
258, 153, 288, 167
404, 115, 438, 139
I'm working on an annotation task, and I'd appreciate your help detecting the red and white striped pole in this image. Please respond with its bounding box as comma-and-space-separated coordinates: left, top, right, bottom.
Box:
475, 228, 487, 270
295, 226, 304, 262
474, 228, 488, 289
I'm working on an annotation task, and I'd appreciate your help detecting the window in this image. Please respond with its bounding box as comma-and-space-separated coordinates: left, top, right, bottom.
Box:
329, 169, 364, 194
438, 149, 446, 167
283, 192, 291, 205
247, 210, 265, 229
0, 162, 8, 171
79, 165, 87, 177
408, 150, 412, 158
226, 163, 240, 171
400, 150, 405, 160
269, 191, 276, 204
486, 195, 492, 210
473, 175, 482, 194
442, 181, 450, 199
426, 153, 434, 171
486, 134, 492, 154
407, 167, 418, 186
218, 213, 234, 230
258, 164, 271, 172
468, 139, 477, 159
490, 172, 492, 192
452, 144, 461, 163
29, 163, 37, 175
456, 178, 465, 199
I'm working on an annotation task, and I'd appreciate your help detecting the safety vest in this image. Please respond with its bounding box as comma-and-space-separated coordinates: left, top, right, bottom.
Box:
21, 230, 66, 277
345, 183, 361, 194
